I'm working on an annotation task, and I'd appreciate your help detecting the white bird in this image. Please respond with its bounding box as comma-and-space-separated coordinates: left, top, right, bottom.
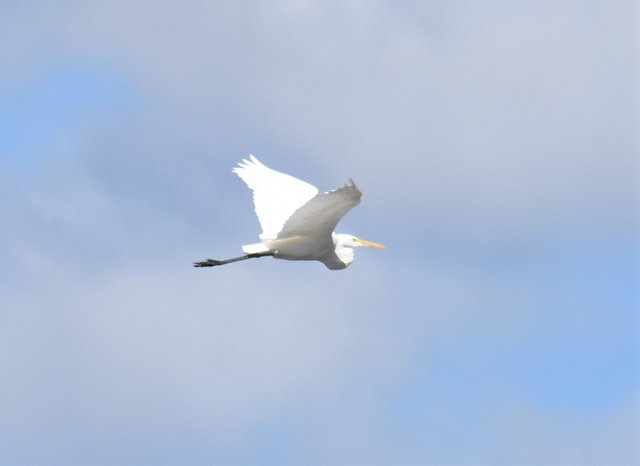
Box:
194, 155, 385, 270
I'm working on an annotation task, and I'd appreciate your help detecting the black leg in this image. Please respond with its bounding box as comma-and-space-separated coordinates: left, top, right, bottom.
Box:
193, 252, 274, 268
193, 258, 228, 267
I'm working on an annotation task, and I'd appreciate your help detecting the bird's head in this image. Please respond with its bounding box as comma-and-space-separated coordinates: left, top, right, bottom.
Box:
333, 233, 385, 267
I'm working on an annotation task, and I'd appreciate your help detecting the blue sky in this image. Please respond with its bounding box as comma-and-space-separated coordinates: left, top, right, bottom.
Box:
0, 1, 636, 465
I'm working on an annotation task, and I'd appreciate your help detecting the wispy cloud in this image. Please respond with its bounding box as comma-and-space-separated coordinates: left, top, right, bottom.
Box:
0, 1, 635, 464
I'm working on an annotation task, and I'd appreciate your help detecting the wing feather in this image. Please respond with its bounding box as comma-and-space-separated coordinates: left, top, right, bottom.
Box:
278, 179, 362, 240
232, 155, 319, 240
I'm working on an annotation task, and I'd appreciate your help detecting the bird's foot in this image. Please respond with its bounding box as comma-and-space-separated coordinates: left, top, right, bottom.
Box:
193, 258, 224, 267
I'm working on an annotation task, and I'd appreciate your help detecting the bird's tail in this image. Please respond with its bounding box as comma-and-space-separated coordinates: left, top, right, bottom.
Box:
242, 242, 270, 254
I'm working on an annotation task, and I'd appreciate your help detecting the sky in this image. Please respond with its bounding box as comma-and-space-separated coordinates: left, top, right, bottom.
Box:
0, 1, 637, 465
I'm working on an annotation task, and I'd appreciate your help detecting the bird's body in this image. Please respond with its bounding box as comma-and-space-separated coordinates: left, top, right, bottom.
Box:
250, 235, 336, 267
194, 155, 384, 270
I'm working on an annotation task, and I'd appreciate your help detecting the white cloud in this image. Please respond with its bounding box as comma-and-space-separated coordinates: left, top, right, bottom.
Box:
0, 1, 635, 464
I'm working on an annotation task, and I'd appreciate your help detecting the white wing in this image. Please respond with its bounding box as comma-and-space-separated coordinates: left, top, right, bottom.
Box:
232, 155, 319, 240
278, 179, 361, 240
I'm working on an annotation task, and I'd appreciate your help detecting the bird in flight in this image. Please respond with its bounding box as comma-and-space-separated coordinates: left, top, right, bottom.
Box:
194, 155, 384, 270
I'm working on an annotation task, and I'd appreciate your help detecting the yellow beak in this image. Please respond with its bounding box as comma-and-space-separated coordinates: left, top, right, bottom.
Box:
355, 238, 386, 248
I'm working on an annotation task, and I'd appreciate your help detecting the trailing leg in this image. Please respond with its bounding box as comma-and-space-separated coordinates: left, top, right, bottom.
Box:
193, 252, 274, 268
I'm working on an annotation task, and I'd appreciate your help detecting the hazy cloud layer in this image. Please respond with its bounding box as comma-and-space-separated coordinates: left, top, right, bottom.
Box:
0, 1, 636, 464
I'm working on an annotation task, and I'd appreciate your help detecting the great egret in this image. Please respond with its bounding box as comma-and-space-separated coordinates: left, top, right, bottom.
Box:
194, 155, 384, 270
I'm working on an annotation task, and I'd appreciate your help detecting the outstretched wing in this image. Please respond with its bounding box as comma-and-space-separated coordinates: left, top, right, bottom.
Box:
233, 155, 319, 240
278, 179, 361, 240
